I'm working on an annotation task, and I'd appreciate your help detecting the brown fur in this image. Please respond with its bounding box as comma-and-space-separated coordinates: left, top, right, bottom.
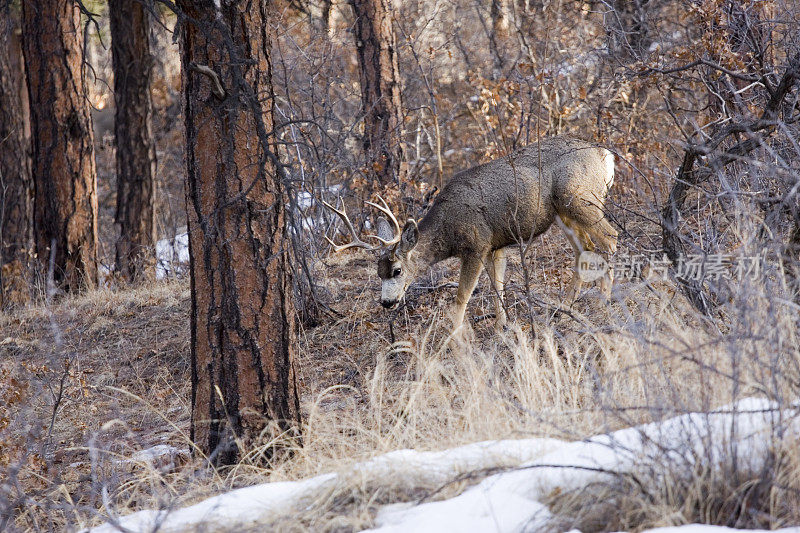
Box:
377, 135, 618, 330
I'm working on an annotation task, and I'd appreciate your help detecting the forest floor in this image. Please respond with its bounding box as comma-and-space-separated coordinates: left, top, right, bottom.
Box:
3, 222, 799, 531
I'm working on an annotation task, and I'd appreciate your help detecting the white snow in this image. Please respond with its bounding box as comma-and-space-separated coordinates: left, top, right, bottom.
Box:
297, 191, 315, 210
87, 438, 561, 533
641, 527, 800, 533
155, 231, 189, 279
112, 444, 183, 465
110, 445, 189, 475
90, 474, 336, 533
370, 397, 797, 532
130, 444, 183, 463
87, 397, 799, 533
290, 184, 343, 233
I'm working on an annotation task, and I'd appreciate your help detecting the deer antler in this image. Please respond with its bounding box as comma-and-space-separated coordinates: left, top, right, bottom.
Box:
322, 195, 402, 252
364, 196, 402, 247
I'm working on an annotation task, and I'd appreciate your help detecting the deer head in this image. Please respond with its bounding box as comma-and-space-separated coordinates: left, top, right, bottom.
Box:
376, 218, 419, 309
323, 196, 420, 309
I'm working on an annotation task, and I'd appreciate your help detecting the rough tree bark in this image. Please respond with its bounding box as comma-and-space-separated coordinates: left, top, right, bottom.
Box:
0, 6, 32, 308
110, 0, 157, 281
179, 0, 301, 466
350, 0, 406, 187
21, 0, 98, 292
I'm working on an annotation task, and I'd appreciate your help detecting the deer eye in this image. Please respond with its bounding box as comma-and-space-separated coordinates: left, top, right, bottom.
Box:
393, 267, 402, 277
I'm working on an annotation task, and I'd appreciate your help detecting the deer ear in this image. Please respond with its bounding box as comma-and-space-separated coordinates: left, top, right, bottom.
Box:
397, 219, 419, 253
376, 217, 394, 242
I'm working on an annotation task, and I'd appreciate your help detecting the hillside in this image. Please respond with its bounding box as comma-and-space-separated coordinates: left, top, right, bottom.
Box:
3, 243, 799, 531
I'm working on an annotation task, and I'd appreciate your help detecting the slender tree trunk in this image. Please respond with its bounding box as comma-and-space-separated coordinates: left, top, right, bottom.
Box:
350, 0, 406, 187
607, 0, 651, 59
179, 0, 301, 466
321, 0, 333, 34
311, 0, 334, 34
489, 0, 508, 75
110, 0, 157, 282
0, 7, 32, 308
22, 0, 98, 292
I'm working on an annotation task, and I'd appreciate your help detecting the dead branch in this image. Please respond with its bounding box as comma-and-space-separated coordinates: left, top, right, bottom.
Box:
662, 53, 800, 314
188, 62, 226, 99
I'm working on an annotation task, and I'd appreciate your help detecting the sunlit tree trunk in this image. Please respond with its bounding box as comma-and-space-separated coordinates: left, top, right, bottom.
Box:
110, 0, 157, 281
22, 0, 98, 292
179, 0, 301, 466
0, 6, 32, 307
351, 0, 406, 187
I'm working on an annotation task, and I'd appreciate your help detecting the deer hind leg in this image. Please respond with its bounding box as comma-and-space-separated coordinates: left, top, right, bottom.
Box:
560, 191, 619, 292
451, 252, 485, 331
485, 248, 508, 329
560, 194, 618, 252
559, 215, 595, 301
561, 200, 618, 298
582, 217, 617, 297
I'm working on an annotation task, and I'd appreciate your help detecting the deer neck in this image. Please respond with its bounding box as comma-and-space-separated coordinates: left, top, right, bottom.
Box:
410, 223, 447, 270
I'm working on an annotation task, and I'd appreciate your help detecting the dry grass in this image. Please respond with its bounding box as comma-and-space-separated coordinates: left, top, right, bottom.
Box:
543, 439, 800, 532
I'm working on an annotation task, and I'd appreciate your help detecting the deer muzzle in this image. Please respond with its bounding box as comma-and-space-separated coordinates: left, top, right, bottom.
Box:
381, 299, 399, 309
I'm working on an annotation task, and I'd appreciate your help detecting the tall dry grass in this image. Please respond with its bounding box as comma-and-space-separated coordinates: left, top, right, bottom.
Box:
250, 262, 797, 530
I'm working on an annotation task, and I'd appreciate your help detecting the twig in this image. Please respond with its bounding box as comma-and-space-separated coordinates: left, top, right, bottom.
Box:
661, 53, 800, 314
188, 62, 226, 99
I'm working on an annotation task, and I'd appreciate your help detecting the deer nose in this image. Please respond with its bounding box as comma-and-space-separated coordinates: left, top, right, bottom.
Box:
381, 300, 398, 309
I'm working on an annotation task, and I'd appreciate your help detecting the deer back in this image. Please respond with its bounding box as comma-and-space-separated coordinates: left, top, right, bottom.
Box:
417, 136, 614, 259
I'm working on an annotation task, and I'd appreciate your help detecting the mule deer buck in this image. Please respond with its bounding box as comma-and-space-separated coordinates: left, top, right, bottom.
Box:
324, 136, 617, 331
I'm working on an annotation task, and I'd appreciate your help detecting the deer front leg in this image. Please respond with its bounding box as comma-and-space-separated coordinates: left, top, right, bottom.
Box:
451, 253, 484, 331
486, 248, 507, 329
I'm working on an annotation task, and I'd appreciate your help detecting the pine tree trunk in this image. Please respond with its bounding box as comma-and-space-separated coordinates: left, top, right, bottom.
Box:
0, 8, 32, 308
110, 0, 157, 282
351, 0, 406, 187
179, 0, 301, 466
22, 0, 98, 292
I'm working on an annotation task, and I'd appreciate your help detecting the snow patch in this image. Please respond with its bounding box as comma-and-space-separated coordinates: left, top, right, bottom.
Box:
642, 527, 800, 533
289, 184, 343, 233
90, 474, 336, 533
130, 444, 183, 463
369, 397, 797, 532
111, 445, 189, 474
88, 398, 799, 533
155, 231, 189, 279
87, 439, 561, 532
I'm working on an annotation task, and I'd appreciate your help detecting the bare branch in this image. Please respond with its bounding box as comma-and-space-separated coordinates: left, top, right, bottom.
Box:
188, 62, 226, 99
